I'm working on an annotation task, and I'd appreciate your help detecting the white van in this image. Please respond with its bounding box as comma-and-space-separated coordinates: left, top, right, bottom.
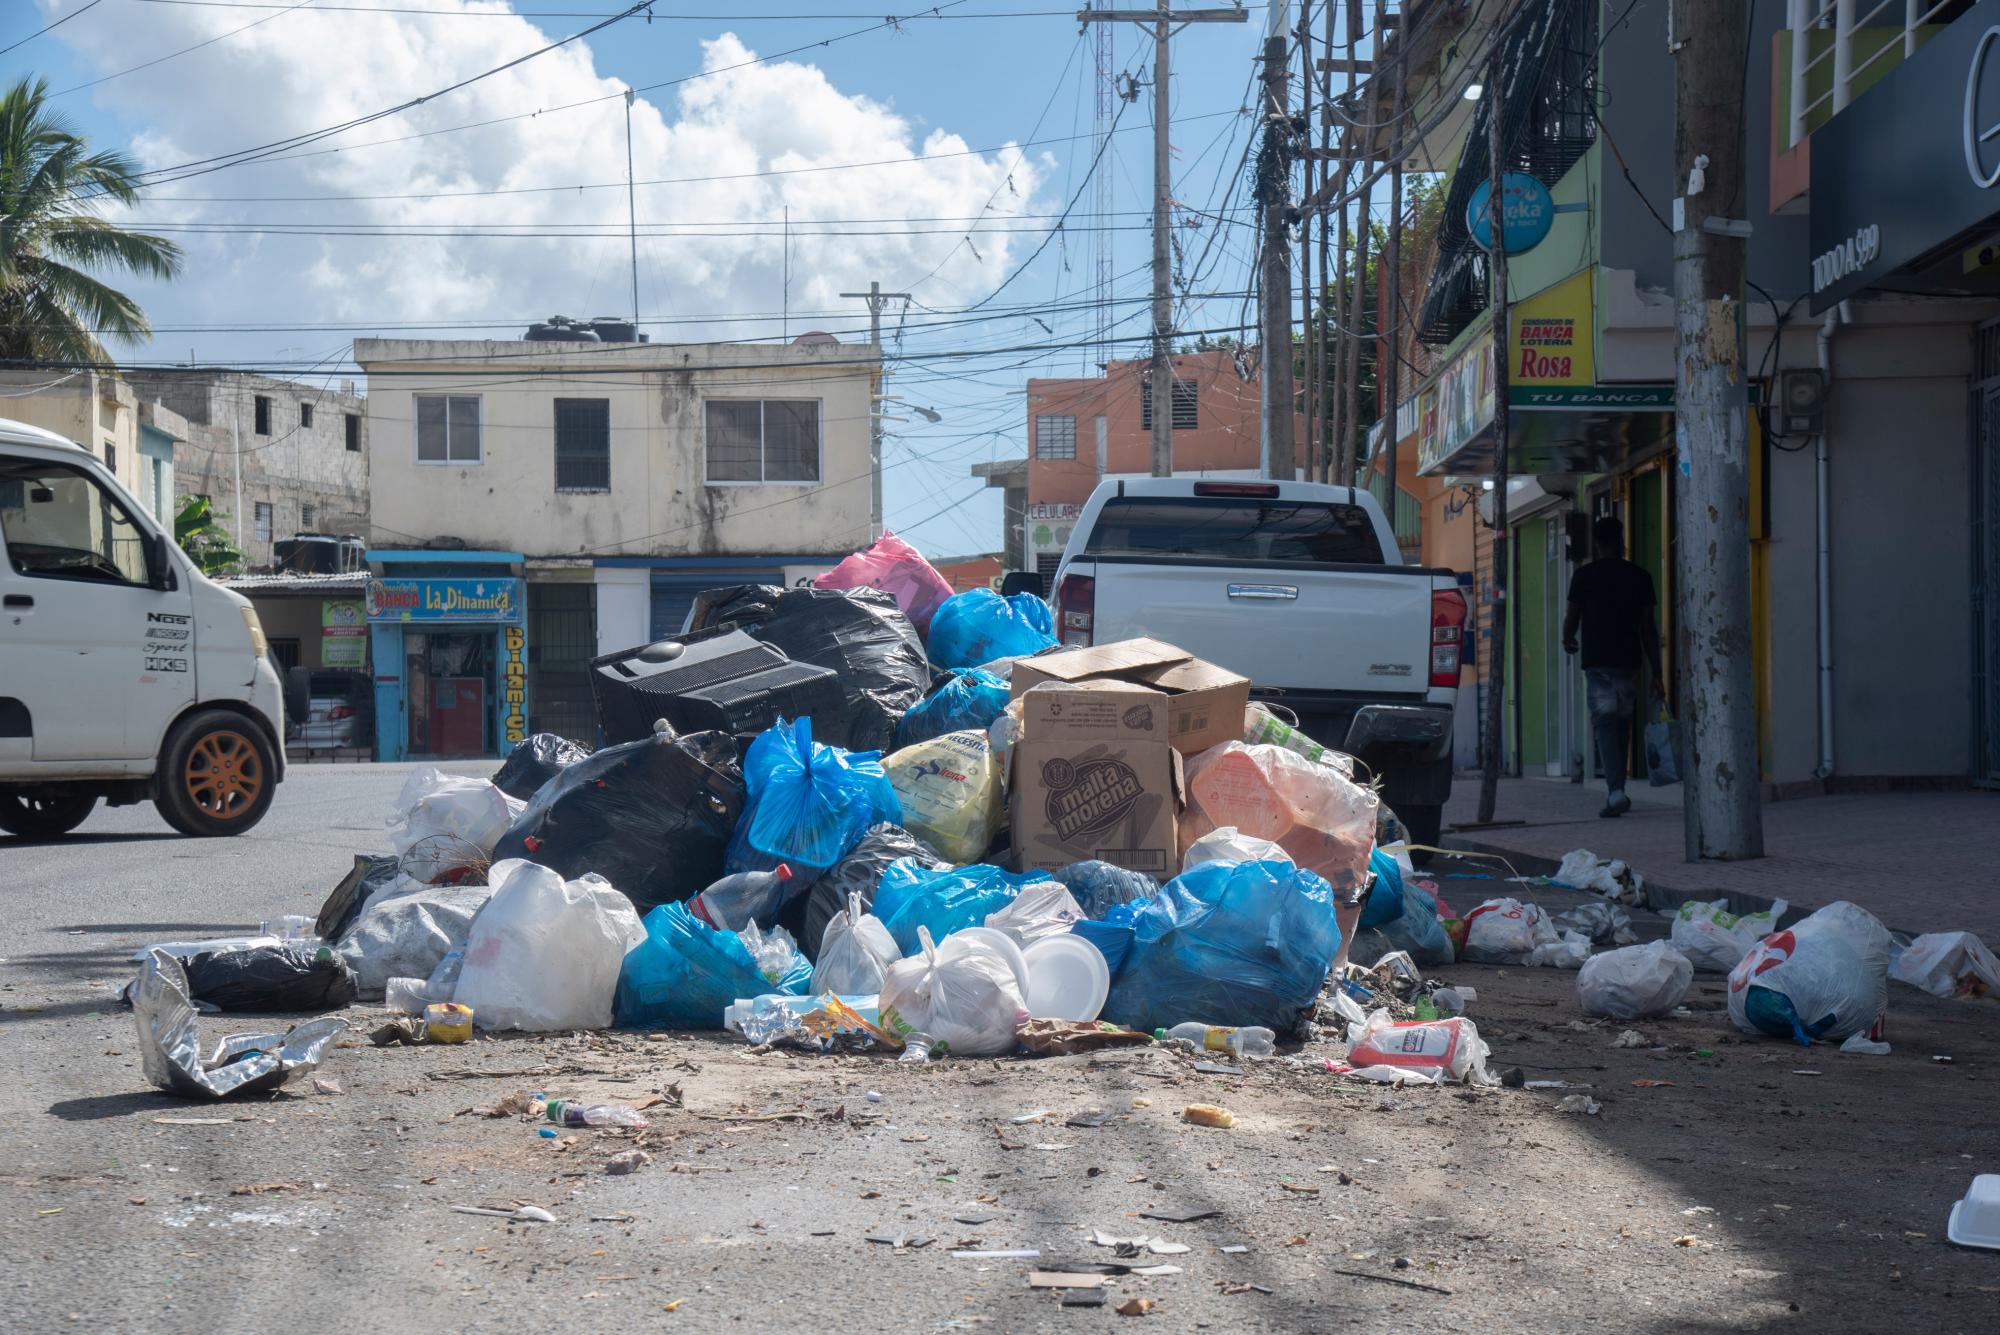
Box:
0, 418, 285, 838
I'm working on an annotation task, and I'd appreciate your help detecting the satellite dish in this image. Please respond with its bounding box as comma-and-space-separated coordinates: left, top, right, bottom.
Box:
791, 330, 840, 347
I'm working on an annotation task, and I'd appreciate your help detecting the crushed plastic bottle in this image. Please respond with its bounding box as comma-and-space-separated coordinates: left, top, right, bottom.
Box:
1242, 703, 1353, 774
1156, 1022, 1276, 1059
543, 1099, 648, 1129
689, 864, 794, 932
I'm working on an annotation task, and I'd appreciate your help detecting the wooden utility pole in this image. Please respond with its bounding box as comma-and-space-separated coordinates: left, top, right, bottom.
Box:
1259, 32, 1297, 480
1670, 0, 1763, 858
1475, 40, 1512, 825
1080, 6, 1247, 476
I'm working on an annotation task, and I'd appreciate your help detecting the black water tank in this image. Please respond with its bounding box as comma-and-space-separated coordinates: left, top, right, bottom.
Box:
524, 316, 600, 342
590, 316, 639, 344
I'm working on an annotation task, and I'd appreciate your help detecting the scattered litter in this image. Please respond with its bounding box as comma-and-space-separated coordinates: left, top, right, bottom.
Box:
1552, 850, 1645, 905
1193, 1062, 1245, 1076
452, 1205, 557, 1222
1115, 1297, 1157, 1316
1556, 1095, 1602, 1115
1130, 1264, 1183, 1277
129, 950, 344, 1100
1891, 932, 2000, 1000
865, 1233, 935, 1250
1631, 1079, 1676, 1089
1063, 1289, 1108, 1309
1672, 1234, 1698, 1247
1611, 1030, 1648, 1049
1946, 1174, 2000, 1250
953, 1249, 1039, 1260
1029, 1272, 1104, 1289
1345, 1010, 1495, 1085
1140, 1208, 1222, 1224
604, 1150, 653, 1176
1671, 897, 1787, 974
1218, 1244, 1250, 1254
1181, 1104, 1236, 1129
1279, 1182, 1320, 1196
1839, 1033, 1891, 1056
312, 1077, 343, 1095
1331, 1269, 1452, 1296
1577, 943, 1693, 1020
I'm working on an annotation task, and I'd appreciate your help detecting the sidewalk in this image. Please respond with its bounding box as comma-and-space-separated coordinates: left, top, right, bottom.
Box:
1440, 774, 2000, 940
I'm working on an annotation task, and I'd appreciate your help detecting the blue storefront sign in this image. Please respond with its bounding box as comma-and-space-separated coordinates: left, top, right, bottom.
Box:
1466, 172, 1557, 255
365, 576, 523, 624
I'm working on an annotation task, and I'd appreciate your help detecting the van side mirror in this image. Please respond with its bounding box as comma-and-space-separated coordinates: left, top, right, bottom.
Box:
145, 531, 176, 590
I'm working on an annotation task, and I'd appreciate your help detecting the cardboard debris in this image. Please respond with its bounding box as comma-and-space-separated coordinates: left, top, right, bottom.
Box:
1009, 637, 1250, 756
1010, 681, 1183, 877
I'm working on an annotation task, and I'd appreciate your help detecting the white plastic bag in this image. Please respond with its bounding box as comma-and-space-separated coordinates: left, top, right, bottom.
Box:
334, 876, 492, 995
982, 880, 1084, 946
1671, 896, 1787, 973
1888, 931, 2000, 999
1524, 930, 1593, 970
1576, 941, 1694, 1019
883, 730, 1005, 865
452, 858, 644, 1031
878, 924, 1028, 1057
1181, 825, 1294, 873
388, 768, 524, 881
1344, 1008, 1494, 1085
1461, 897, 1555, 963
1552, 848, 1645, 905
1728, 900, 1890, 1046
812, 892, 901, 996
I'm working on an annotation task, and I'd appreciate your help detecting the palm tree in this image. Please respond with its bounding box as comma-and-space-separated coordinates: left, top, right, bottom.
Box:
0, 76, 182, 366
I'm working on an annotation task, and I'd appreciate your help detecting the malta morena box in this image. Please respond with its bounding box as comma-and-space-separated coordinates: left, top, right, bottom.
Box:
1009, 680, 1184, 878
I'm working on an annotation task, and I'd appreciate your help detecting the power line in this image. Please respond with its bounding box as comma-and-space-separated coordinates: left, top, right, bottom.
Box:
0, 0, 106, 58
126, 0, 1078, 16
53, 0, 315, 97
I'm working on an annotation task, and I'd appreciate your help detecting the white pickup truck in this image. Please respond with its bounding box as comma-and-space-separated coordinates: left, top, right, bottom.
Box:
1049, 478, 1467, 852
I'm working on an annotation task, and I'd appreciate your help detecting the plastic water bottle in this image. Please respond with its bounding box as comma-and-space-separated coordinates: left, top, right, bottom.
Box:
689, 864, 793, 932
1157, 1023, 1276, 1058
543, 1099, 648, 1129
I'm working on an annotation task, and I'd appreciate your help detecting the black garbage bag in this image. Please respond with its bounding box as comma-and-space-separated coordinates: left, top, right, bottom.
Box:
491, 730, 745, 916
314, 853, 402, 943
785, 822, 950, 960
181, 945, 359, 1013
687, 583, 785, 633
492, 732, 592, 800
747, 587, 929, 753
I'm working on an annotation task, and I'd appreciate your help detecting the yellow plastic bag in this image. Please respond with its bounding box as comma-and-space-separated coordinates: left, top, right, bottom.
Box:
883, 730, 1005, 864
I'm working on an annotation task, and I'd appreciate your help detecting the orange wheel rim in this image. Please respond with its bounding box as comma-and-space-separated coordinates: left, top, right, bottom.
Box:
184, 729, 263, 820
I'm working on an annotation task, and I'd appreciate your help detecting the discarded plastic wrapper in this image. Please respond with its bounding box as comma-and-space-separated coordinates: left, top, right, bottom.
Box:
884, 729, 1005, 865
1015, 1018, 1152, 1056
1671, 897, 1788, 973
1555, 900, 1639, 946
1182, 825, 1292, 874
1889, 931, 2000, 1000
1551, 849, 1646, 906
1576, 941, 1694, 1020
131, 949, 345, 1100
1728, 900, 1891, 1047
723, 991, 899, 1052
1344, 1008, 1496, 1086
1242, 702, 1354, 774
983, 879, 1086, 947
1178, 741, 1377, 893
878, 925, 1028, 1057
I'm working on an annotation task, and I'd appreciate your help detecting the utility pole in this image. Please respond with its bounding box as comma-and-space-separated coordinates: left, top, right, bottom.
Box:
1378, 7, 1404, 529
1080, 6, 1248, 476
1297, 7, 1315, 478
840, 281, 910, 540
1336, 0, 1370, 487
1258, 31, 1296, 480
623, 89, 639, 328
1475, 39, 1512, 825
1671, 0, 1763, 859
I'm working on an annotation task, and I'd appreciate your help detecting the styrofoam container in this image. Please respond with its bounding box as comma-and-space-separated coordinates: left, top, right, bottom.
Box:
1021, 934, 1111, 1022
1947, 1174, 2000, 1250
952, 926, 1031, 998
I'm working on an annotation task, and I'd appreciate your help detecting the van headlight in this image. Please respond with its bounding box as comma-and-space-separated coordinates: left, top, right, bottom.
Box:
240, 606, 268, 658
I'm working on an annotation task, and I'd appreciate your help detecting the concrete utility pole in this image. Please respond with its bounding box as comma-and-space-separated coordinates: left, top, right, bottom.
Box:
1258, 31, 1296, 480
1378, 20, 1405, 529
1475, 39, 1512, 826
1080, 6, 1248, 476
1337, 0, 1370, 487
840, 281, 910, 539
1297, 8, 1315, 478
623, 89, 640, 328
1670, 0, 1763, 859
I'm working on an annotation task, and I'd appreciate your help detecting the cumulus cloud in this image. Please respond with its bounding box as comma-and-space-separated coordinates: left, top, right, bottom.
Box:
43, 2, 1043, 358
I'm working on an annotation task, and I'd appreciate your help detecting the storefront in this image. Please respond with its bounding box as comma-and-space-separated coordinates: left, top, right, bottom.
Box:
365, 551, 527, 762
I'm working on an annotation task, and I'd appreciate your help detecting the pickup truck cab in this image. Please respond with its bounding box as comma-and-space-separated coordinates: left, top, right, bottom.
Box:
0, 418, 285, 838
1050, 478, 1466, 852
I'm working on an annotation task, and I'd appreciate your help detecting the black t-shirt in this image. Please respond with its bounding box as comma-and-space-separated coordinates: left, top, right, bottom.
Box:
1567, 558, 1656, 671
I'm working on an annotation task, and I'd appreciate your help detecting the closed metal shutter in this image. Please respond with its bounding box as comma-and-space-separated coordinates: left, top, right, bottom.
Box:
649, 569, 784, 640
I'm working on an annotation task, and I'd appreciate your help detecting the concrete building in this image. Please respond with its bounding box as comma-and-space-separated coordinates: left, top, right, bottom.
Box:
124, 370, 369, 570
351, 335, 879, 761
0, 370, 189, 523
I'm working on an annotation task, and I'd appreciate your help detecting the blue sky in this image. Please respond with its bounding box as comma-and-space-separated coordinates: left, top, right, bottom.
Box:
7, 1, 1286, 557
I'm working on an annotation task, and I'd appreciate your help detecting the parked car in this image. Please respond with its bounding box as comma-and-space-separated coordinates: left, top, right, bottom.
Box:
1049, 477, 1466, 854
287, 671, 369, 751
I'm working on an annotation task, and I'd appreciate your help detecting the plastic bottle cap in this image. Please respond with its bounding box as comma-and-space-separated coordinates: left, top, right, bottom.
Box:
775, 864, 793, 881
1153, 1028, 1168, 1041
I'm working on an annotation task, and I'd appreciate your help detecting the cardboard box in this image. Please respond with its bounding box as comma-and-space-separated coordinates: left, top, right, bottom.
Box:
1010, 681, 1183, 877
1011, 638, 1250, 757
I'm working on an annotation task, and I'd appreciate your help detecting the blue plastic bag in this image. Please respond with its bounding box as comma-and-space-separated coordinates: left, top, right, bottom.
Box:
727, 718, 901, 876
926, 589, 1056, 670
615, 901, 811, 1029
896, 668, 1012, 748
1375, 882, 1454, 964
1101, 859, 1341, 1033
1071, 896, 1149, 977
1051, 860, 1160, 920
870, 860, 1041, 956
1357, 849, 1410, 931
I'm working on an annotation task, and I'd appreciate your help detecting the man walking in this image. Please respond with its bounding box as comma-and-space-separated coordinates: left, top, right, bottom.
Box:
1562, 516, 1664, 817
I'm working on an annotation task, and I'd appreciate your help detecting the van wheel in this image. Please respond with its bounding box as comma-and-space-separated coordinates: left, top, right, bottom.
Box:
157, 711, 276, 837
0, 788, 98, 839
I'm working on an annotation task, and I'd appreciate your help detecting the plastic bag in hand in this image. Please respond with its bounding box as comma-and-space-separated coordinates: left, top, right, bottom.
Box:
731, 717, 901, 875
982, 879, 1085, 946
925, 588, 1056, 670
1179, 742, 1379, 893
1101, 859, 1341, 1034
896, 668, 1012, 748
1889, 931, 2000, 999
453, 859, 645, 1031
615, 901, 811, 1030
1576, 940, 1693, 1020
878, 925, 1028, 1057
883, 730, 1004, 864
388, 768, 524, 882
1182, 825, 1293, 874
1671, 896, 1788, 972
812, 892, 901, 995
1728, 899, 1891, 1046
812, 531, 955, 638
871, 860, 1046, 957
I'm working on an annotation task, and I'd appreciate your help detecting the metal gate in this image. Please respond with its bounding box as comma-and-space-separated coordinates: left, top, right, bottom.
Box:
650, 568, 786, 640
1974, 321, 2000, 787
527, 581, 598, 744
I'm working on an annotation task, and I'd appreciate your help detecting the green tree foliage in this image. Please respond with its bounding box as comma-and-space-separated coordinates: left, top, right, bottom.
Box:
174, 494, 241, 576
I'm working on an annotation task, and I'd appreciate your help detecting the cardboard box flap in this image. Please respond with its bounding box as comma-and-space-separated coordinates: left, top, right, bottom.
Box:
1016, 638, 1193, 685
1019, 679, 1168, 741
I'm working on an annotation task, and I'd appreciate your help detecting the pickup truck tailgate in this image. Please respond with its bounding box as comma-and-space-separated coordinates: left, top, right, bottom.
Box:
1084, 561, 1436, 695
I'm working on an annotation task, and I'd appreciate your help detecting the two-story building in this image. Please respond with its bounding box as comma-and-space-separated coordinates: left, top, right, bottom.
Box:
352, 334, 879, 761
0, 370, 189, 523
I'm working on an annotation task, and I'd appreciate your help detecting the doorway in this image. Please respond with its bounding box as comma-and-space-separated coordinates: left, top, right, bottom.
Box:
404, 629, 493, 758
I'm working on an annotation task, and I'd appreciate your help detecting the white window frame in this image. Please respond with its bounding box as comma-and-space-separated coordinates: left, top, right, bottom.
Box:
702, 397, 824, 486
414, 393, 483, 465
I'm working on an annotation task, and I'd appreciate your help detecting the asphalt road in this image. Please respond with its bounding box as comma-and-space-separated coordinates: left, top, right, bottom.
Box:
4, 765, 1998, 1333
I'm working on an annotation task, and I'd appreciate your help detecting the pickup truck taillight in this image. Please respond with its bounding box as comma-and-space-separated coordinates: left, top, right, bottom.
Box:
1430, 587, 1467, 688
1055, 573, 1095, 647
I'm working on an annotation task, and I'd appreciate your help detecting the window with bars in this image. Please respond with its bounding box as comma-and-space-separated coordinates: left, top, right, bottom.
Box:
416, 395, 481, 463
704, 399, 821, 483
1035, 414, 1077, 459
344, 413, 361, 452
300, 402, 314, 429
254, 501, 273, 542
301, 503, 316, 529
554, 398, 611, 492
1140, 381, 1199, 431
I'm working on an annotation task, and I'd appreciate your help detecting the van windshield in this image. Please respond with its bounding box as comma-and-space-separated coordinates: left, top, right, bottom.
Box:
0, 459, 151, 586
1082, 496, 1386, 566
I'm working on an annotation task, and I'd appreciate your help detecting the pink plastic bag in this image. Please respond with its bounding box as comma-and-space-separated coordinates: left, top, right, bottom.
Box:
813, 533, 954, 637
1179, 742, 1378, 892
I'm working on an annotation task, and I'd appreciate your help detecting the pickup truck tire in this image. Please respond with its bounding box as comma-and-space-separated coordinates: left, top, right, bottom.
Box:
1399, 803, 1443, 868
0, 788, 98, 839
156, 710, 277, 837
